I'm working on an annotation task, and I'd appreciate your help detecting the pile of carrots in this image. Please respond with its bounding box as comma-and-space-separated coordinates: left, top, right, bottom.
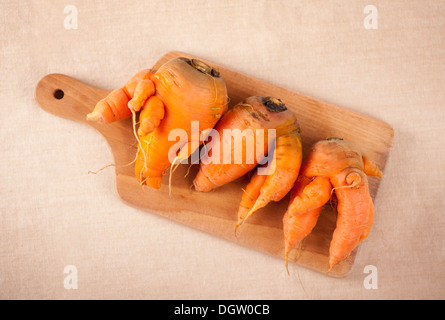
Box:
87, 56, 383, 273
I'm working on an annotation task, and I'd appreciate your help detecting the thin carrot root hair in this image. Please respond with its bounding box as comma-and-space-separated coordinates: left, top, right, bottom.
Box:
184, 143, 207, 178
168, 154, 189, 198
131, 110, 144, 161
284, 237, 304, 275
88, 114, 140, 174
283, 244, 308, 297
87, 109, 146, 177
168, 156, 181, 198
294, 263, 308, 297
184, 163, 195, 178
329, 196, 338, 212
130, 109, 152, 186
328, 171, 363, 199
87, 156, 138, 175
330, 183, 356, 197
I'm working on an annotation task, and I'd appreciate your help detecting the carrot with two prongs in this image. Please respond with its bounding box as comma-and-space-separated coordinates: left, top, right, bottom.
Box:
193, 96, 303, 228
87, 57, 228, 189
282, 138, 383, 272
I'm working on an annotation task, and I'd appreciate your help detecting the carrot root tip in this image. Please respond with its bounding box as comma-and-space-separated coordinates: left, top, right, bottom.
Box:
86, 111, 104, 123
284, 252, 290, 276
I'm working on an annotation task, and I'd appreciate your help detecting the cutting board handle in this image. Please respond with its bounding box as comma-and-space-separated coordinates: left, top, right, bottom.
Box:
35, 73, 136, 159
35, 73, 110, 128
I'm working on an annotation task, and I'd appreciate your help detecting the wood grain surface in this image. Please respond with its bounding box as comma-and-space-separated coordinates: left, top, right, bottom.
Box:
35, 51, 394, 277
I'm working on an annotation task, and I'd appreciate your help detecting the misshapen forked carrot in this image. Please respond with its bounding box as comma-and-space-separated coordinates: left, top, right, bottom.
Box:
282, 138, 383, 272
193, 96, 303, 228
282, 175, 332, 273
87, 57, 228, 189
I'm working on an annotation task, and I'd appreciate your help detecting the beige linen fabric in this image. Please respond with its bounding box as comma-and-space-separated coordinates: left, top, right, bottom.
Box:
1, 0, 444, 299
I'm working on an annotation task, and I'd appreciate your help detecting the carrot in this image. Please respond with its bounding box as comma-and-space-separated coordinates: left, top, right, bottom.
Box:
86, 69, 152, 123
282, 137, 383, 271
237, 169, 268, 227
193, 96, 303, 227
283, 176, 332, 272
87, 57, 228, 189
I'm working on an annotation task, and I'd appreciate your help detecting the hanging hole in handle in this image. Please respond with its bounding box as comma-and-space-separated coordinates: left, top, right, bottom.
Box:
53, 89, 64, 100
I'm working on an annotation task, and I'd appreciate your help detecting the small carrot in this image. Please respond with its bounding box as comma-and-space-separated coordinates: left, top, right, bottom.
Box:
282, 138, 383, 271
193, 96, 303, 227
87, 57, 228, 189
237, 169, 268, 227
283, 176, 332, 272
87, 69, 152, 123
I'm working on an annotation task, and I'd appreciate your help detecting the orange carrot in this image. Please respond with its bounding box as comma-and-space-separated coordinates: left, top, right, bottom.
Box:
193, 96, 303, 227
237, 169, 268, 227
87, 57, 228, 189
87, 69, 152, 123
282, 138, 383, 271
283, 176, 332, 272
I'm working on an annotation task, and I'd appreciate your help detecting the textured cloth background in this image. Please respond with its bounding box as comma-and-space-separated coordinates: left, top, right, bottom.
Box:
1, 0, 444, 299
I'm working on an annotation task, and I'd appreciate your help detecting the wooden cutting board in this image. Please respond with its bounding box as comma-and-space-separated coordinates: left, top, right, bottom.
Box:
35, 51, 394, 277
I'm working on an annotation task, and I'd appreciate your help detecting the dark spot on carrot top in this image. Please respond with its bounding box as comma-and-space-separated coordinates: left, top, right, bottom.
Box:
262, 96, 287, 113
327, 137, 344, 141
179, 57, 220, 77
